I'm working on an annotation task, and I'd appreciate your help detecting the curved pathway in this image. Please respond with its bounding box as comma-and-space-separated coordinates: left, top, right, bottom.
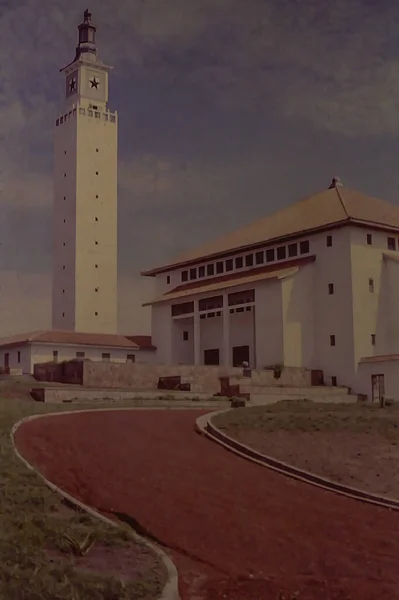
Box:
14, 409, 399, 600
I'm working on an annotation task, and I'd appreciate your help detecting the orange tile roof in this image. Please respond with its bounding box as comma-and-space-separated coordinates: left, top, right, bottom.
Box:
0, 330, 139, 350
142, 184, 399, 275
125, 335, 156, 350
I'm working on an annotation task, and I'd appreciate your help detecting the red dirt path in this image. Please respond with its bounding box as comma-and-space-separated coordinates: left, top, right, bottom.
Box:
15, 409, 399, 600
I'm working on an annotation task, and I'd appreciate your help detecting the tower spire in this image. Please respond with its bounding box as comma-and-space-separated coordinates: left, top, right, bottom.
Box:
75, 9, 97, 61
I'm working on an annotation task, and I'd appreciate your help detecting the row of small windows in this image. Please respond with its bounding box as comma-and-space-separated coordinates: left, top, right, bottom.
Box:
171, 290, 255, 317
181, 240, 310, 283
329, 334, 376, 347
56, 109, 116, 126
178, 233, 399, 284
365, 233, 399, 251
62, 262, 100, 270
51, 350, 135, 362
327, 278, 375, 295
182, 307, 254, 335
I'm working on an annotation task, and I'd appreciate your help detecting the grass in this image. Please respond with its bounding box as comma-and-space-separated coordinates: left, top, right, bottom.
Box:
213, 398, 399, 440
0, 391, 168, 600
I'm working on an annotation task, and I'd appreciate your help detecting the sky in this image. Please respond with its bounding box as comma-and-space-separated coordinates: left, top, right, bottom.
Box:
1, 0, 399, 336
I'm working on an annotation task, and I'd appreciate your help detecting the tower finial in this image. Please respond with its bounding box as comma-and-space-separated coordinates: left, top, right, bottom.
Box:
75, 9, 97, 61
328, 176, 343, 189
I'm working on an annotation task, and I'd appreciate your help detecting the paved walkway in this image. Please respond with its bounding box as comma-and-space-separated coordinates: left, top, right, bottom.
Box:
15, 409, 399, 599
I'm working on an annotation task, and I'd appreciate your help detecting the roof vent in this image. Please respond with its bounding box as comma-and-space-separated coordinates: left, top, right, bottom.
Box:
329, 176, 343, 189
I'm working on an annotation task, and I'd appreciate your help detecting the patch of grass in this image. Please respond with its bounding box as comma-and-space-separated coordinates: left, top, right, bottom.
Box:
0, 394, 167, 600
213, 399, 399, 441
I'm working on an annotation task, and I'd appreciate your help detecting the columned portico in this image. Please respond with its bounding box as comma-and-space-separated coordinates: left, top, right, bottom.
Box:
222, 291, 230, 366
193, 299, 201, 365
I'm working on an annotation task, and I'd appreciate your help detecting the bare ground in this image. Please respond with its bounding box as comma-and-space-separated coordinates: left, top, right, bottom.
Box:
212, 399, 399, 499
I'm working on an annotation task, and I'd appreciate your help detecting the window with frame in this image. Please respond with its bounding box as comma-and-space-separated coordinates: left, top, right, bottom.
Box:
245, 254, 254, 267
102, 353, 111, 361
225, 259, 234, 271
371, 334, 376, 346
228, 289, 255, 306
387, 237, 396, 250
198, 266, 205, 278
181, 270, 188, 282
183, 331, 189, 341
255, 251, 264, 265
299, 240, 310, 254
207, 263, 215, 276
199, 295, 223, 311
171, 301, 194, 317
216, 261, 224, 274
276, 246, 286, 260
17, 351, 21, 363
367, 233, 372, 245
369, 278, 374, 293
330, 334, 336, 347
53, 350, 58, 362
328, 283, 334, 295
126, 354, 136, 362
266, 248, 275, 262
331, 376, 337, 386
326, 235, 333, 247
166, 275, 171, 284
235, 256, 243, 269
189, 268, 197, 280
76, 351, 85, 358
288, 243, 298, 258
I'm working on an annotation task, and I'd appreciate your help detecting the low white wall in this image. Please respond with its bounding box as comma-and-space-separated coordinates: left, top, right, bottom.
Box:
356, 360, 399, 401
0, 342, 155, 375
0, 345, 31, 374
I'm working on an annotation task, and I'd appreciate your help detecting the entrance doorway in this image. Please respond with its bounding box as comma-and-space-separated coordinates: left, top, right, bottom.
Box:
204, 348, 220, 365
371, 374, 385, 403
233, 345, 250, 367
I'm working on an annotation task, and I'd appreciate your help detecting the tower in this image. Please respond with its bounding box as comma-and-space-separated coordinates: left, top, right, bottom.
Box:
52, 9, 118, 334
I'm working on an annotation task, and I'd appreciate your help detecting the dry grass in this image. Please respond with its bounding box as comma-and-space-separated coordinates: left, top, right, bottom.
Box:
0, 391, 168, 600
213, 398, 399, 440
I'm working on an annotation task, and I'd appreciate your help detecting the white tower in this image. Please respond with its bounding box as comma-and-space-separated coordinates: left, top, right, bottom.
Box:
52, 9, 118, 334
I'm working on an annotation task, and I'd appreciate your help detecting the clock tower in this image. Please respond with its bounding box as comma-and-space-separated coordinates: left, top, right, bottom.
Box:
52, 10, 118, 334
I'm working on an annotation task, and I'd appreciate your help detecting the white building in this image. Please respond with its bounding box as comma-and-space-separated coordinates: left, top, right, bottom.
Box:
0, 331, 156, 375
0, 11, 156, 374
52, 9, 117, 334
142, 177, 399, 401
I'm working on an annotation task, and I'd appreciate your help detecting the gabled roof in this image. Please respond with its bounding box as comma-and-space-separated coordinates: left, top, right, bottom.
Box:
142, 181, 399, 276
125, 335, 156, 350
0, 330, 139, 350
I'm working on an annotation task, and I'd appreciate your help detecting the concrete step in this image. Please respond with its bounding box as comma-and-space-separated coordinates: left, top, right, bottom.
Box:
33, 386, 228, 404
249, 393, 359, 405
240, 385, 349, 396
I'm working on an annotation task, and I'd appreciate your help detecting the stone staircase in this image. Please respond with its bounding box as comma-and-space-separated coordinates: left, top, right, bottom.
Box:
157, 367, 360, 405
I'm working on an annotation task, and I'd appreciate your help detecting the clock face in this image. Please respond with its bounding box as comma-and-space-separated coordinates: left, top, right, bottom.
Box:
66, 71, 78, 97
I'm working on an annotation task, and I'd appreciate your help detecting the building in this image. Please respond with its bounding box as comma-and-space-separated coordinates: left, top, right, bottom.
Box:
142, 177, 399, 401
52, 9, 117, 334
0, 11, 156, 375
0, 331, 156, 375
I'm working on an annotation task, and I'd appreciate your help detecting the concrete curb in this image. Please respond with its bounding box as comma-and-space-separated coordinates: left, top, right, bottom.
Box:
196, 409, 399, 512
11, 408, 181, 600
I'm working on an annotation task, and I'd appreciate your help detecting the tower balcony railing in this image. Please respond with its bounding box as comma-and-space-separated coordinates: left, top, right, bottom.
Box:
55, 106, 117, 127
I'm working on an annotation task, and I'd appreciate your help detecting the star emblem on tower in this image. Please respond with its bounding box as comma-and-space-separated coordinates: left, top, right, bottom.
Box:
90, 77, 99, 89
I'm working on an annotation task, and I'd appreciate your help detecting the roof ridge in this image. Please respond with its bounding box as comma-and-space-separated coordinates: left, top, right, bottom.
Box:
335, 186, 350, 219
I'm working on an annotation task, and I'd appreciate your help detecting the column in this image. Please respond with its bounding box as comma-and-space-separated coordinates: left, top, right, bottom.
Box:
194, 300, 201, 365
222, 291, 231, 366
